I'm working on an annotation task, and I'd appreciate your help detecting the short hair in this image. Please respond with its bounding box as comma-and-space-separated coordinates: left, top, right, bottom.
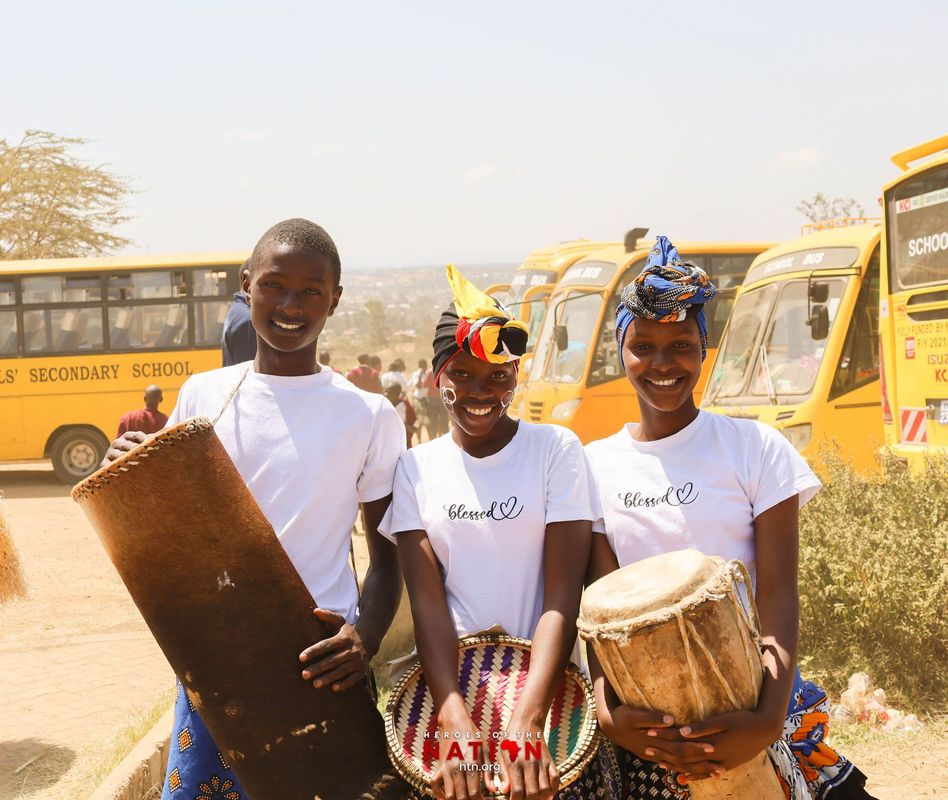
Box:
388, 361, 400, 372
369, 356, 382, 368
250, 218, 341, 284
357, 353, 369, 365
418, 358, 427, 368
318, 351, 331, 364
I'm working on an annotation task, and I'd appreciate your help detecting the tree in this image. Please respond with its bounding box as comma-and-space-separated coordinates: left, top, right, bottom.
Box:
0, 130, 133, 259
796, 193, 866, 224
365, 299, 387, 348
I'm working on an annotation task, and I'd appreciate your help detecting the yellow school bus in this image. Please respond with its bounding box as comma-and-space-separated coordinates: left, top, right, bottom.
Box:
0, 252, 247, 482
486, 238, 619, 349
702, 224, 883, 473
879, 135, 948, 467
518, 238, 770, 442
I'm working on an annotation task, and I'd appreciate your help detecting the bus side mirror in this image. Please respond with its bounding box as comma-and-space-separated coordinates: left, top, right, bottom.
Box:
808, 305, 830, 340
554, 324, 569, 351
809, 282, 830, 303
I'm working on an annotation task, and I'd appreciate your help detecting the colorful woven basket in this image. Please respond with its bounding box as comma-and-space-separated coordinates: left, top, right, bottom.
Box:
384, 634, 600, 796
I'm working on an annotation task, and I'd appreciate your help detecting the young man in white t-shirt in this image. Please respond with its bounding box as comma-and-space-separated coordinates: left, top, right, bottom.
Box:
105, 218, 405, 800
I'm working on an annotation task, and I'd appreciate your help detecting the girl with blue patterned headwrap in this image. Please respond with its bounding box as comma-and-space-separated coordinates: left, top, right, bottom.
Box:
583, 237, 877, 800
614, 235, 717, 367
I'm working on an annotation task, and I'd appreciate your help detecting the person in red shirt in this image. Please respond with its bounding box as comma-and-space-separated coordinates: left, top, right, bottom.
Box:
117, 385, 168, 436
346, 353, 384, 393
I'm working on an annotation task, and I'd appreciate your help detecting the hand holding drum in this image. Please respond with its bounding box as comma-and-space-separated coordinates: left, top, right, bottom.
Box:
578, 549, 785, 799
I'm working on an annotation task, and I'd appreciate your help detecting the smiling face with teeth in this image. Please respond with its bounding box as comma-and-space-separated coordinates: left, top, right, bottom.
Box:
242, 242, 342, 376
439, 350, 519, 456
621, 312, 704, 435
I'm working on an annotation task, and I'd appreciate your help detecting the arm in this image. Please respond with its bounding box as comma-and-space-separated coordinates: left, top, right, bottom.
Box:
500, 520, 591, 799
299, 495, 402, 691
354, 495, 403, 659
398, 529, 485, 800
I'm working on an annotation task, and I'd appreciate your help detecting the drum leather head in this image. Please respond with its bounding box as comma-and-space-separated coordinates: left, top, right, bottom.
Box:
580, 549, 716, 624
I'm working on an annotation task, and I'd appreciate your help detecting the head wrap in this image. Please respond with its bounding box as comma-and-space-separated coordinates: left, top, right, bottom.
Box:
615, 235, 717, 366
432, 265, 529, 383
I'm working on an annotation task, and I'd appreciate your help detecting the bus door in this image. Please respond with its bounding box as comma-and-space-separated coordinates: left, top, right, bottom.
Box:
884, 160, 948, 450
825, 246, 883, 461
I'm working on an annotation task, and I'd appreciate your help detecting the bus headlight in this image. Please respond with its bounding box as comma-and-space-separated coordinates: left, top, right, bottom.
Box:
782, 424, 812, 451
551, 399, 581, 420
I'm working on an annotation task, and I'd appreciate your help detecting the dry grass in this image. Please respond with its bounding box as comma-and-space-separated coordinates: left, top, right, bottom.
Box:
0, 497, 27, 605
9, 687, 173, 800
798, 451, 948, 710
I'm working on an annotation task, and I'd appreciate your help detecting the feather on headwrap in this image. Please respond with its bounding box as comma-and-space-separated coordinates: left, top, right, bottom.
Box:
432, 265, 529, 383
615, 235, 717, 366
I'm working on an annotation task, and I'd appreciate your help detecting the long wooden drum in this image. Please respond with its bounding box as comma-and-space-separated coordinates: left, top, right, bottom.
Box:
72, 418, 407, 800
578, 549, 783, 799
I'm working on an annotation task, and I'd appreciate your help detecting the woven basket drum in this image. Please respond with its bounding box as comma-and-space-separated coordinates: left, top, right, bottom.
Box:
385, 634, 600, 797
72, 418, 407, 800
578, 549, 783, 799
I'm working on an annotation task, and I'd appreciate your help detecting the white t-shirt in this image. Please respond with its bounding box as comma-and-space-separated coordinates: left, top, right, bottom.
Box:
167, 362, 405, 623
584, 411, 821, 583
379, 422, 599, 640
381, 371, 409, 394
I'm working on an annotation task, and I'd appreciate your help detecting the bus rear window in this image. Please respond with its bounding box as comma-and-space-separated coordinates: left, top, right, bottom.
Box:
0, 311, 16, 355
108, 270, 187, 300
108, 304, 188, 349
22, 274, 102, 304
886, 162, 948, 289
23, 307, 104, 353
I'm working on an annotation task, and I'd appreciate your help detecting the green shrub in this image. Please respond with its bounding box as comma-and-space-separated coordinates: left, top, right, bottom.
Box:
798, 450, 948, 711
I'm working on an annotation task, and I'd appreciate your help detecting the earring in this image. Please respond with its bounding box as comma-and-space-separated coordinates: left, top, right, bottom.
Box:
440, 387, 456, 410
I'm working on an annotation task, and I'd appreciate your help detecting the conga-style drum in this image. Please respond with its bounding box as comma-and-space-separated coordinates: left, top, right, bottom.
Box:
578, 549, 783, 799
72, 418, 408, 800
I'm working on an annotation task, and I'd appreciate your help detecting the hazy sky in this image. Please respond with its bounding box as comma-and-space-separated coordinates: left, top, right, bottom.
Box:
5, 1, 947, 268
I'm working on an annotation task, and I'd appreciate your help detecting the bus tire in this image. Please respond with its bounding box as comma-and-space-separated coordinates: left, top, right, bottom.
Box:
50, 428, 109, 485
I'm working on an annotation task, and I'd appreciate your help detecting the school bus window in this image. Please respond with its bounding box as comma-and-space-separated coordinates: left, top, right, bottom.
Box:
0, 311, 16, 355
0, 279, 16, 305
20, 274, 103, 304
830, 250, 880, 400
885, 162, 948, 290
193, 268, 234, 297
708, 254, 756, 348
108, 270, 188, 300
706, 284, 779, 400
23, 307, 105, 354
586, 260, 645, 387
108, 304, 188, 349
749, 279, 846, 398
543, 292, 601, 383
193, 299, 230, 346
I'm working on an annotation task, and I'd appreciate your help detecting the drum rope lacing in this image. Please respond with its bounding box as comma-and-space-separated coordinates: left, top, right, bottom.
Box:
578, 559, 766, 719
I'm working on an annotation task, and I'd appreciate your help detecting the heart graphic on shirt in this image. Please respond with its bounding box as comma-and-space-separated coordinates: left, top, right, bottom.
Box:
498, 496, 523, 520
675, 482, 698, 505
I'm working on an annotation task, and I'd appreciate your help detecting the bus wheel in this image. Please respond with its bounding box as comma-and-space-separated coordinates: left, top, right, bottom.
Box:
50, 428, 109, 484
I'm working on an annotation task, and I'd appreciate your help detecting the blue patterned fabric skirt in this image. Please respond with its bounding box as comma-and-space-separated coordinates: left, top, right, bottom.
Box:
161, 680, 245, 800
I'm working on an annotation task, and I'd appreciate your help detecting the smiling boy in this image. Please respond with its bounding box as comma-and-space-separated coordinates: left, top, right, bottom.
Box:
106, 218, 405, 800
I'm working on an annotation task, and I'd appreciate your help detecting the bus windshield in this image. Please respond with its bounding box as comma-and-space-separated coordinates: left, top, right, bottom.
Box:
707, 278, 847, 401
886, 162, 948, 289
538, 291, 602, 383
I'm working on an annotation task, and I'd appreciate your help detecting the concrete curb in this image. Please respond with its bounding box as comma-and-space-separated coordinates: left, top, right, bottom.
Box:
89, 709, 172, 800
